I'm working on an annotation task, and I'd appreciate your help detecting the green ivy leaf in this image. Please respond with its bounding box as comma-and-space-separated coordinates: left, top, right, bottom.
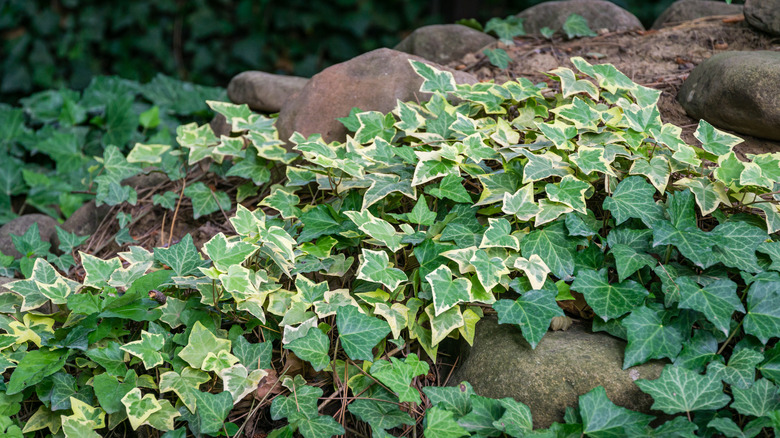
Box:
484, 15, 525, 44
579, 386, 653, 437
545, 175, 590, 214
623, 306, 683, 368
520, 221, 577, 280
427, 174, 472, 203
741, 275, 780, 344
652, 220, 716, 270
348, 398, 414, 433
232, 335, 272, 371
423, 382, 475, 417
370, 353, 429, 404
286, 327, 331, 371
193, 390, 233, 435
483, 48, 511, 69
85, 342, 127, 377
356, 249, 407, 291
337, 305, 391, 361
153, 234, 206, 277
603, 176, 664, 228
676, 277, 743, 336
711, 221, 767, 274
7, 347, 67, 395
708, 348, 763, 389
610, 244, 657, 282
424, 406, 469, 438
636, 365, 730, 414
572, 268, 648, 321
183, 182, 231, 219
457, 395, 504, 436
732, 378, 780, 417
492, 397, 533, 437
493, 289, 563, 348
562, 14, 596, 39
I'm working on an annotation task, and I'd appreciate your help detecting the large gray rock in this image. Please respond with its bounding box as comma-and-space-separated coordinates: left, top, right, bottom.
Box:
227, 71, 309, 113
0, 214, 60, 258
452, 317, 665, 429
61, 200, 110, 238
744, 0, 780, 36
276, 48, 477, 145
678, 51, 780, 141
517, 0, 644, 35
652, 0, 744, 29
393, 24, 497, 65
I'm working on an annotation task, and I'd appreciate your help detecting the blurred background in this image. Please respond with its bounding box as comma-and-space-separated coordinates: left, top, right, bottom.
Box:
0, 0, 743, 101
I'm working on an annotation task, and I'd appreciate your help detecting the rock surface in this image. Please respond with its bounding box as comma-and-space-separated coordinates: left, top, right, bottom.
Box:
61, 200, 111, 238
652, 0, 744, 29
227, 71, 309, 113
517, 0, 644, 35
452, 317, 665, 428
744, 0, 780, 36
678, 51, 780, 141
0, 214, 60, 258
276, 48, 477, 145
393, 24, 497, 65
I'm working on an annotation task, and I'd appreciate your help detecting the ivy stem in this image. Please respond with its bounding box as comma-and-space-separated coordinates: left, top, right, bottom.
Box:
663, 245, 673, 265
716, 318, 744, 355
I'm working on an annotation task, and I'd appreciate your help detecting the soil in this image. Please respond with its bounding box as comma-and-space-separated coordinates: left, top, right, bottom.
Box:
91, 14, 780, 261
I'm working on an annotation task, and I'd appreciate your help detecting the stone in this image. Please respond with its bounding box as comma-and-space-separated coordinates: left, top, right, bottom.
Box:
393, 24, 497, 65
0, 214, 60, 258
276, 48, 478, 145
678, 51, 780, 141
61, 200, 111, 238
517, 0, 644, 35
452, 317, 665, 429
227, 71, 309, 113
652, 0, 744, 29
744, 0, 780, 36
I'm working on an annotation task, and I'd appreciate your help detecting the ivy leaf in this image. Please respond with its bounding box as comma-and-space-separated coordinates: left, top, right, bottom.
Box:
427, 265, 473, 316
759, 242, 780, 273
183, 182, 231, 219
579, 386, 653, 437
427, 174, 472, 203
202, 233, 257, 272
232, 335, 272, 371
493, 289, 563, 348
7, 347, 67, 395
355, 111, 396, 144
732, 378, 780, 417
153, 234, 206, 277
603, 176, 664, 228
260, 185, 302, 219
370, 353, 429, 404
652, 220, 717, 269
470, 249, 509, 292
674, 177, 730, 216
711, 221, 767, 274
676, 277, 744, 336
423, 382, 475, 417
193, 390, 233, 435
409, 60, 456, 94
520, 150, 571, 183
563, 14, 597, 39
520, 221, 577, 280
120, 330, 165, 370
572, 268, 648, 321
630, 156, 671, 193
121, 388, 162, 430
407, 196, 436, 226
551, 67, 599, 100
491, 397, 533, 437
286, 327, 331, 371
514, 254, 551, 290
502, 183, 540, 221
610, 244, 657, 282
484, 15, 525, 44
394, 100, 426, 134
356, 249, 407, 291
337, 305, 391, 361
201, 350, 240, 374
220, 364, 268, 404
623, 306, 683, 368
694, 119, 742, 156
159, 367, 210, 413
427, 304, 466, 346
708, 348, 763, 389
570, 146, 616, 177
348, 398, 414, 433
636, 365, 730, 414
345, 210, 404, 252
545, 175, 590, 213
743, 276, 780, 344
85, 342, 127, 377
178, 321, 232, 369
552, 97, 601, 130
424, 406, 469, 438
456, 395, 504, 435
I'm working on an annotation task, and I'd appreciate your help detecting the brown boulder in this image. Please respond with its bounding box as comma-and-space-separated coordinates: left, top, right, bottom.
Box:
276, 48, 477, 145
227, 71, 309, 113
653, 0, 744, 29
394, 24, 497, 65
517, 0, 644, 34
744, 0, 780, 36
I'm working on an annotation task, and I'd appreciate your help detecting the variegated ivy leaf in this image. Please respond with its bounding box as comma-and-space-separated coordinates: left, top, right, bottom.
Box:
545, 175, 590, 214
674, 177, 730, 216
220, 364, 268, 404
212, 136, 245, 162
490, 117, 519, 146
469, 249, 509, 292
520, 221, 578, 280
121, 388, 162, 430
363, 173, 417, 210
549, 67, 599, 100
356, 248, 408, 290
520, 150, 572, 183
355, 111, 397, 144
514, 254, 550, 290
476, 172, 521, 206
230, 204, 266, 237
61, 417, 100, 438
220, 265, 267, 300
694, 119, 743, 156
202, 350, 240, 374
120, 330, 165, 370
126, 143, 170, 164
8, 258, 80, 310
80, 252, 122, 289
314, 288, 360, 318
142, 399, 180, 431
427, 265, 473, 316
178, 321, 232, 370
740, 161, 776, 189
374, 302, 410, 339
502, 183, 540, 222
551, 97, 601, 130
409, 60, 456, 94
462, 133, 499, 163
570, 146, 617, 177
505, 77, 545, 102
480, 218, 520, 251
442, 247, 478, 275
259, 184, 302, 219
344, 210, 404, 252
66, 397, 106, 429
493, 289, 563, 348
370, 353, 429, 404
629, 155, 670, 193
8, 313, 55, 348
714, 151, 745, 187
603, 176, 664, 228
571, 57, 635, 95
412, 149, 460, 187
159, 367, 210, 412
456, 82, 508, 114
734, 192, 780, 234
176, 122, 219, 165
618, 98, 662, 133
571, 268, 649, 321
394, 99, 426, 134
22, 405, 61, 434
747, 152, 780, 183
201, 232, 258, 273
536, 120, 577, 150
206, 101, 253, 131
260, 226, 296, 272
